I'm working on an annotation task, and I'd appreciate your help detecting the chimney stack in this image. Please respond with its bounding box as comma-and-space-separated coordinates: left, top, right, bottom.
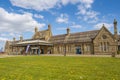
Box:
113, 19, 118, 39
35, 26, 38, 33
13, 37, 16, 41
20, 36, 23, 41
48, 24, 51, 31
67, 28, 70, 35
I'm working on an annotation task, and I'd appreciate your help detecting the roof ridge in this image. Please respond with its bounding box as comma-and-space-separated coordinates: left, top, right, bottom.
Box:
52, 30, 99, 37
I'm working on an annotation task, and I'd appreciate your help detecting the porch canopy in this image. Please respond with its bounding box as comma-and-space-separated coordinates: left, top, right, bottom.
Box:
11, 39, 53, 46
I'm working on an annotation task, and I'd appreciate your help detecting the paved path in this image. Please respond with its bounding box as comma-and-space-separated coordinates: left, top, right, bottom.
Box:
0, 55, 16, 58
0, 54, 120, 58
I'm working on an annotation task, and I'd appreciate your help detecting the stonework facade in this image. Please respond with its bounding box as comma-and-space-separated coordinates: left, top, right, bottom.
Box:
4, 19, 120, 55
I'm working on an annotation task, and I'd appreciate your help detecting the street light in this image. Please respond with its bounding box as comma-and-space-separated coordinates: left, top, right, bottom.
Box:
112, 39, 117, 57
64, 44, 66, 56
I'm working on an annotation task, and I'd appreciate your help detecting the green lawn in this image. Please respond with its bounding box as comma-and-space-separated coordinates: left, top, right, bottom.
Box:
0, 56, 120, 80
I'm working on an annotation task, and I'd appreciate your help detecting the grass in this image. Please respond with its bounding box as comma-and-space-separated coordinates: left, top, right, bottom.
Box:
0, 56, 120, 80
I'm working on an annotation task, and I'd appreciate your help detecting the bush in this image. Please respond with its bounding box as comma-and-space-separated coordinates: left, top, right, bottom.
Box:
111, 53, 115, 57
117, 51, 120, 55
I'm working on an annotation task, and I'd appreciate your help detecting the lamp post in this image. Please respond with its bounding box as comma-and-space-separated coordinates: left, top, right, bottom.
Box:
64, 44, 66, 56
112, 39, 117, 57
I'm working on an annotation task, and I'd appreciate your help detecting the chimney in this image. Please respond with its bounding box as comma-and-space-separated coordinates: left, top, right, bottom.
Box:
35, 26, 38, 33
20, 36, 23, 41
13, 37, 16, 41
48, 24, 51, 31
67, 28, 70, 35
113, 19, 118, 39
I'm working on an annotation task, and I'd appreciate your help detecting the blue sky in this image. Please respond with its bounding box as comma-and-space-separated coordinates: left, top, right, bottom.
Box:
0, 0, 120, 50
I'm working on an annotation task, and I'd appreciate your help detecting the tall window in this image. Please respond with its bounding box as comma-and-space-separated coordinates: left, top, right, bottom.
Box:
107, 42, 109, 51
100, 43, 102, 51
104, 42, 106, 51
84, 44, 90, 52
99, 42, 109, 52
86, 44, 90, 51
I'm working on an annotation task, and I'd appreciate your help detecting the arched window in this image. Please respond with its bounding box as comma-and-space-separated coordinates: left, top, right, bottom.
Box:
107, 42, 109, 51
99, 42, 109, 52
99, 42, 103, 51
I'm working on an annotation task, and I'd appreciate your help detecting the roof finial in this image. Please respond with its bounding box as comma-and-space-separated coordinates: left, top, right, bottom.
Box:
35, 26, 38, 33
67, 27, 70, 35
48, 24, 51, 31
114, 19, 117, 24
103, 24, 105, 27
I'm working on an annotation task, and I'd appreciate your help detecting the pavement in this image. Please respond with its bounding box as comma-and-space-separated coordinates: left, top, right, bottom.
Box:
1, 54, 120, 58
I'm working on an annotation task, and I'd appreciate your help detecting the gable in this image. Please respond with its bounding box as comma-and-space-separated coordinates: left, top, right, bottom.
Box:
94, 26, 114, 44
32, 29, 52, 41
32, 31, 46, 39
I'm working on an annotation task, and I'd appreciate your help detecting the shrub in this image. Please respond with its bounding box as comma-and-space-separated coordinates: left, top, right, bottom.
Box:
117, 51, 120, 55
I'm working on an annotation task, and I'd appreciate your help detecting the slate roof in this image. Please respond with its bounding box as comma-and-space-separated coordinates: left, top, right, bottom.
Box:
49, 30, 100, 44
49, 34, 66, 44
32, 29, 48, 39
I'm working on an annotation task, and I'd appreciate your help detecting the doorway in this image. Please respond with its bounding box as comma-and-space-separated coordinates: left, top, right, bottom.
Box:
76, 47, 82, 54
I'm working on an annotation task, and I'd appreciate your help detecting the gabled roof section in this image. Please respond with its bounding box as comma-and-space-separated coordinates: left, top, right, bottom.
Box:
49, 34, 66, 44
94, 25, 114, 41
49, 30, 100, 44
67, 30, 99, 43
32, 29, 48, 40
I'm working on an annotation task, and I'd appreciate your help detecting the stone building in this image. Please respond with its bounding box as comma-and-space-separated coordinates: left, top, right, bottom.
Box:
4, 19, 120, 55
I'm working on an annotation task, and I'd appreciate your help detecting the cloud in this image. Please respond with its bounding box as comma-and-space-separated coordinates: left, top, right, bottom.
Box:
56, 27, 66, 30
0, 37, 9, 41
77, 0, 94, 15
61, 0, 79, 5
10, 0, 98, 23
9, 0, 87, 11
0, 8, 45, 33
34, 14, 44, 19
10, 0, 59, 11
76, 0, 99, 23
70, 24, 82, 29
56, 14, 69, 23
0, 32, 21, 38
94, 23, 113, 30
80, 0, 94, 8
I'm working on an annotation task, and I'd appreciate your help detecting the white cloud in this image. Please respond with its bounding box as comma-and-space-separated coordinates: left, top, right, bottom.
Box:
10, 0, 59, 11
10, 0, 90, 11
56, 27, 66, 30
0, 37, 9, 41
0, 8, 45, 33
70, 24, 82, 29
34, 14, 44, 19
61, 0, 79, 5
56, 14, 69, 23
80, 0, 94, 8
10, 0, 80, 11
76, 0, 99, 23
77, 0, 94, 15
0, 32, 21, 38
94, 23, 113, 30
10, 0, 98, 23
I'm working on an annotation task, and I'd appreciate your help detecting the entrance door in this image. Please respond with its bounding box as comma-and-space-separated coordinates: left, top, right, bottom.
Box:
76, 47, 82, 54
118, 46, 120, 51
41, 49, 44, 54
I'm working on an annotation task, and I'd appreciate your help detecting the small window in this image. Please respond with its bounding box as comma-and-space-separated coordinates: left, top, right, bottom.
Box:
102, 35, 107, 39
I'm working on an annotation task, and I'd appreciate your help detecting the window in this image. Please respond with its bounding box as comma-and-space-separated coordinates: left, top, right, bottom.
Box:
99, 42, 109, 52
84, 44, 90, 52
86, 44, 90, 51
102, 35, 107, 39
